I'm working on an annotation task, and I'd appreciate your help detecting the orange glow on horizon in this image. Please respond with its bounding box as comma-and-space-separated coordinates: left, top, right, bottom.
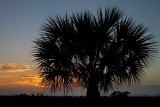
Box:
0, 75, 42, 87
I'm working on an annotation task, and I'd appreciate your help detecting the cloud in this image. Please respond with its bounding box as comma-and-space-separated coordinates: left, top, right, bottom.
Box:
0, 63, 31, 72
19, 75, 36, 78
0, 75, 42, 87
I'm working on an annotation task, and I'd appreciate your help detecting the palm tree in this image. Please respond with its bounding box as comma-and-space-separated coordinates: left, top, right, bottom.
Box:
32, 7, 156, 97
110, 91, 130, 97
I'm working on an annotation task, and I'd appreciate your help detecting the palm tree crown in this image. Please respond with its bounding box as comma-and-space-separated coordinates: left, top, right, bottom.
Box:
32, 7, 156, 97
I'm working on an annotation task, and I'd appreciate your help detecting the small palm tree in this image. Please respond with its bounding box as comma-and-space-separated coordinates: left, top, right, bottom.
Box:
32, 7, 156, 97
111, 91, 130, 97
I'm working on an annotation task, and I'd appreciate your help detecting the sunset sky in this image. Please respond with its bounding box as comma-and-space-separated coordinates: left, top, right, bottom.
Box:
0, 0, 160, 96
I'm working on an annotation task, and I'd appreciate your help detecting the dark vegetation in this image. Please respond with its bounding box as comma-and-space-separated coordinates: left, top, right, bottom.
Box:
1, 91, 160, 106
0, 95, 160, 106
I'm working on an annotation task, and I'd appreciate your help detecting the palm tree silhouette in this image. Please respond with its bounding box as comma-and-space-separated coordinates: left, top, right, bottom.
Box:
32, 7, 156, 97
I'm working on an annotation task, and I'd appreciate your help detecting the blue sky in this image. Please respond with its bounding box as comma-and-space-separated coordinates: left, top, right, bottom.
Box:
0, 0, 160, 96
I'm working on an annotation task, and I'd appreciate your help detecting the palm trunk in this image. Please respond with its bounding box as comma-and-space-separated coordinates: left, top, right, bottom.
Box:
86, 74, 100, 97
86, 83, 100, 97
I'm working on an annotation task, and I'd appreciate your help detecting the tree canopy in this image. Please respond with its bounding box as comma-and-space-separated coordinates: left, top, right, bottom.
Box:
32, 7, 156, 97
